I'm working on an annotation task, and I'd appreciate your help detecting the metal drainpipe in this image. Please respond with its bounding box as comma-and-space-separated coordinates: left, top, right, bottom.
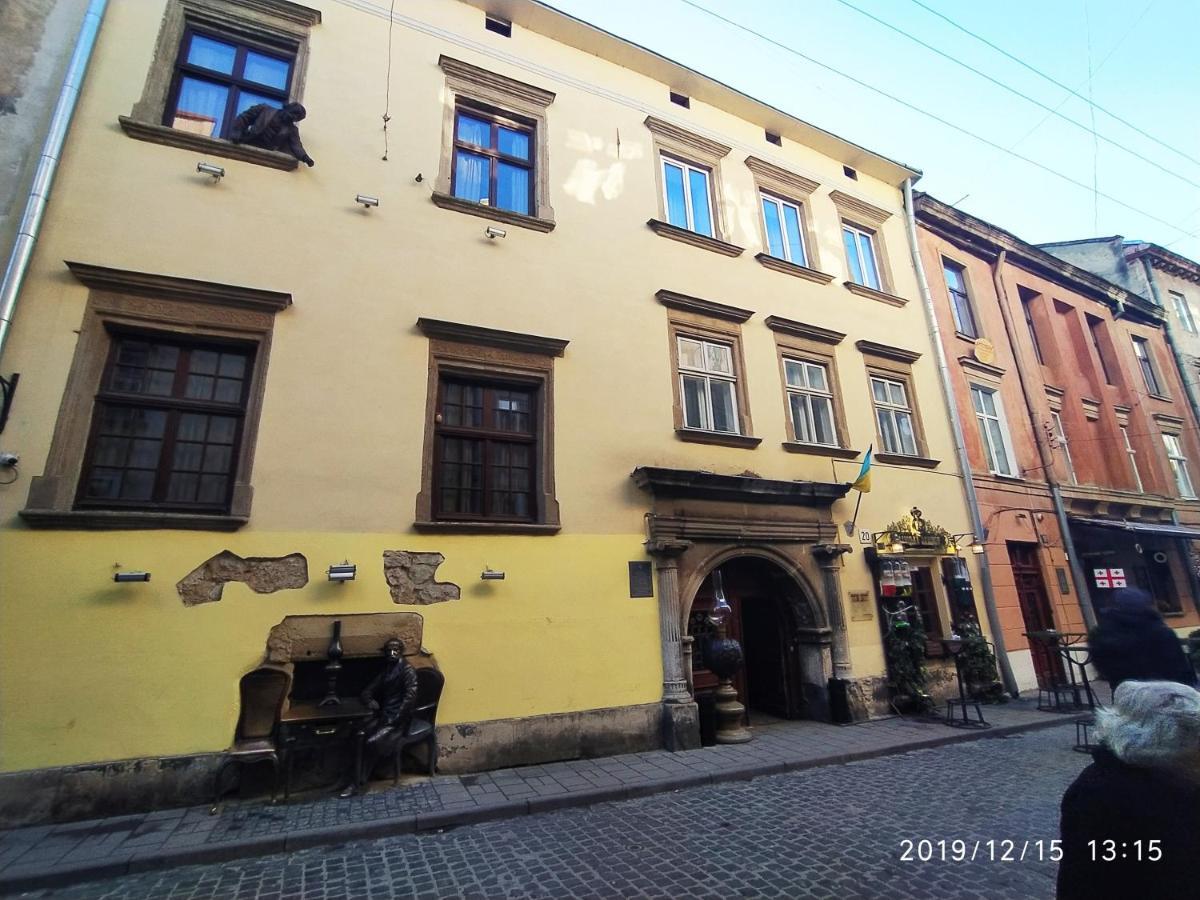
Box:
0, 0, 108, 365
902, 180, 1019, 697
1140, 257, 1200, 616
988, 251, 1098, 631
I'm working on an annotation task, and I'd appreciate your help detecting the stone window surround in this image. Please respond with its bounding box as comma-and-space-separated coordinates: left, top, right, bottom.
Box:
765, 315, 858, 460
856, 340, 939, 469
745, 156, 829, 279
829, 190, 906, 307
645, 116, 743, 256
432, 56, 557, 233
118, 0, 320, 171
20, 262, 291, 531
414, 318, 566, 534
658, 290, 759, 449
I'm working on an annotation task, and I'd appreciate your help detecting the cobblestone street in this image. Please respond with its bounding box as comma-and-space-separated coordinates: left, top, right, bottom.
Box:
24, 723, 1088, 900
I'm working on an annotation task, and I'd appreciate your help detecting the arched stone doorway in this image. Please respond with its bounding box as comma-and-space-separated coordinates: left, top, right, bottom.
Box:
685, 553, 831, 725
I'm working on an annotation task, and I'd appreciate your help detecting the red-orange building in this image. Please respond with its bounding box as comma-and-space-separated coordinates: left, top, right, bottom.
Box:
916, 194, 1200, 691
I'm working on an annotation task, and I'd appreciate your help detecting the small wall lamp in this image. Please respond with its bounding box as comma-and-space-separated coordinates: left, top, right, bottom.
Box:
113, 571, 151, 583
196, 162, 225, 182
327, 563, 356, 583
481, 568, 505, 581
485, 226, 507, 240
355, 194, 379, 209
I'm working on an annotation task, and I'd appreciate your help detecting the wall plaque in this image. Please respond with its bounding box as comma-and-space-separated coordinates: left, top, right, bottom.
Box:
849, 590, 873, 621
628, 561, 654, 598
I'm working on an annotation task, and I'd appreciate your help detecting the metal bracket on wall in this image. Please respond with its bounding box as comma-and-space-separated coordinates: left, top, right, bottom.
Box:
0, 373, 18, 433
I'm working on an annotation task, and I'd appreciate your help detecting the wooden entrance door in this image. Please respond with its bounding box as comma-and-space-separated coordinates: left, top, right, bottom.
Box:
1008, 543, 1065, 686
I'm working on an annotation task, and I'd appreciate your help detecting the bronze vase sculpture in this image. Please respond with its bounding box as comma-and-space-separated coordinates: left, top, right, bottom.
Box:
320, 620, 344, 707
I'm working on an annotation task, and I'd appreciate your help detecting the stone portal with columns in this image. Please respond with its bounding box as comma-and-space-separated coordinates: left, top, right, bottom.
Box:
632, 467, 855, 747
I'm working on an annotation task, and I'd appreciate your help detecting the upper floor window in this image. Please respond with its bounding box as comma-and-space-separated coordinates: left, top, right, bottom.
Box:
1132, 336, 1163, 396
842, 223, 881, 291
435, 378, 537, 521
678, 336, 739, 433
870, 375, 917, 456
1052, 411, 1077, 485
969, 385, 1016, 476
761, 194, 807, 266
662, 156, 714, 237
1163, 433, 1196, 499
1017, 287, 1045, 365
1170, 291, 1198, 334
1120, 424, 1142, 493
942, 260, 978, 338
784, 359, 836, 446
79, 333, 253, 513
451, 106, 534, 215
1087, 315, 1115, 385
166, 30, 293, 139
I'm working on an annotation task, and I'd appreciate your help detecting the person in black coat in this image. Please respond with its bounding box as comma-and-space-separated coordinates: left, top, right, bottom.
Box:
1088, 588, 1195, 689
1058, 680, 1200, 900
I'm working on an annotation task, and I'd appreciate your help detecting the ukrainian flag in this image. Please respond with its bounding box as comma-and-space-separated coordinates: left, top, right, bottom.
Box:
851, 446, 873, 493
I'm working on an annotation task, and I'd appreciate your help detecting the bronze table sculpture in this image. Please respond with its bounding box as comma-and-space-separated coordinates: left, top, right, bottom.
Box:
339, 638, 418, 797
230, 102, 315, 167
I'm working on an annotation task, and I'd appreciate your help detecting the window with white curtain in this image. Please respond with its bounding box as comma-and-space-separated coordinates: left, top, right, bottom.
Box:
784, 359, 836, 446
451, 107, 534, 215
677, 336, 739, 433
870, 375, 917, 455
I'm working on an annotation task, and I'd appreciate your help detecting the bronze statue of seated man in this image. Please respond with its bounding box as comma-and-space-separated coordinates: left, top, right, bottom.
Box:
230, 101, 315, 167
339, 638, 418, 797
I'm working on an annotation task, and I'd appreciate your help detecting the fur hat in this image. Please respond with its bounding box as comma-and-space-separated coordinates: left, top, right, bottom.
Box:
1095, 680, 1200, 771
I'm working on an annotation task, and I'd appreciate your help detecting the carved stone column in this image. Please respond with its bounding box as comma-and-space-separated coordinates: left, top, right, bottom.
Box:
646, 538, 693, 703
812, 543, 853, 680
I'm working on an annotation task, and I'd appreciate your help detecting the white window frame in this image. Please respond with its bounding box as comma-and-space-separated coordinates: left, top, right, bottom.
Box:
1120, 424, 1143, 493
784, 358, 837, 446
661, 155, 714, 237
1051, 411, 1077, 485
677, 336, 740, 434
843, 223, 882, 290
1163, 433, 1196, 499
1170, 291, 1198, 334
870, 375, 917, 456
1132, 336, 1163, 396
970, 384, 1018, 476
760, 193, 808, 266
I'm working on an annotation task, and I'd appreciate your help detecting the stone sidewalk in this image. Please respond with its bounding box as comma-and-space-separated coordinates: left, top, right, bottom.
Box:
0, 700, 1087, 895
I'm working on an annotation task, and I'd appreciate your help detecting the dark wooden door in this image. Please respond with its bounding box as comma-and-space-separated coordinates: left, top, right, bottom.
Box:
1008, 543, 1065, 685
742, 595, 790, 718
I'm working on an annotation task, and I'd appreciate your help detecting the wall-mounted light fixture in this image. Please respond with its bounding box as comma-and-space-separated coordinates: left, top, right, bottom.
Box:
196, 162, 225, 182
480, 568, 505, 581
355, 194, 379, 209
485, 226, 506, 240
113, 571, 151, 583
327, 563, 356, 583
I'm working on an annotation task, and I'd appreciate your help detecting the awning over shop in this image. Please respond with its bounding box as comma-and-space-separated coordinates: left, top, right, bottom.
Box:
1069, 516, 1200, 540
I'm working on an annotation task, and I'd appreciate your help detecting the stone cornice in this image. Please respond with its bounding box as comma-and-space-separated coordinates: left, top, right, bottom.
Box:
439, 55, 556, 108
431, 192, 556, 232
828, 190, 892, 226
855, 339, 921, 364
656, 289, 753, 323
643, 116, 731, 160
234, 0, 321, 26
66, 261, 292, 313
843, 281, 908, 307
631, 466, 849, 506
744, 156, 819, 197
1126, 242, 1200, 285
915, 192, 1165, 325
959, 356, 1006, 379
417, 318, 568, 357
647, 219, 744, 257
764, 315, 845, 345
1153, 411, 1186, 429
754, 254, 835, 284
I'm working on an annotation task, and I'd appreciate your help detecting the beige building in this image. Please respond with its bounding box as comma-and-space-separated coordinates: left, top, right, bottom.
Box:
0, 0, 990, 822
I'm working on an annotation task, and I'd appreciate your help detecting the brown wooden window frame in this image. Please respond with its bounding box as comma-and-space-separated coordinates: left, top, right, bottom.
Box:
450, 102, 536, 215
432, 375, 539, 523
415, 320, 564, 535
941, 257, 979, 339
76, 329, 254, 514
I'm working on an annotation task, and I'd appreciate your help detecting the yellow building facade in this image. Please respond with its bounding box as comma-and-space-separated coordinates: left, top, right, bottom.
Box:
0, 0, 989, 821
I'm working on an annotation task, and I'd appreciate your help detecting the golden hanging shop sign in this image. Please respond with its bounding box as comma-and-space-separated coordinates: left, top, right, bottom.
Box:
876, 508, 958, 555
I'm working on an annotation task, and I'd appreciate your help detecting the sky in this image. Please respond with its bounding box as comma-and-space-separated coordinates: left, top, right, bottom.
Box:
545, 0, 1200, 261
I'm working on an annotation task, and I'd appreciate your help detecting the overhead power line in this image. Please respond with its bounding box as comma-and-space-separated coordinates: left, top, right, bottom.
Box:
904, 0, 1196, 169
673, 0, 1197, 242
832, 0, 1200, 193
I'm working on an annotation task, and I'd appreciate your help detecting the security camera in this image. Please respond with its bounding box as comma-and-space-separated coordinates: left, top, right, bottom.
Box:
196, 162, 225, 181
0, 452, 17, 468
355, 194, 379, 209
485, 226, 507, 240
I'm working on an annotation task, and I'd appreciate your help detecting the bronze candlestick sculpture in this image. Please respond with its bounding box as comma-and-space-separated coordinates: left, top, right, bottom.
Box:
706, 570, 751, 744
320, 620, 344, 707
